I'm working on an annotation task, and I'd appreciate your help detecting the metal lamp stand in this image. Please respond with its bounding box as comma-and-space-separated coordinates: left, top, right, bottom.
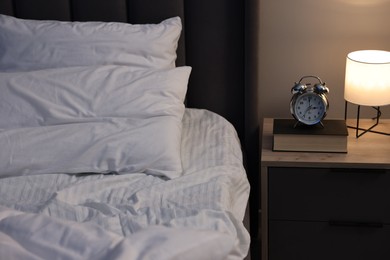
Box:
344, 101, 390, 138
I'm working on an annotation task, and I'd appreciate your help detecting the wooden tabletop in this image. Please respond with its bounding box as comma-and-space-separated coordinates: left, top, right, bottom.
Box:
261, 118, 390, 169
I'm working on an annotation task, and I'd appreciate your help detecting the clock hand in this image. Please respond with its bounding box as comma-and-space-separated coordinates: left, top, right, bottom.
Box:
304, 105, 312, 114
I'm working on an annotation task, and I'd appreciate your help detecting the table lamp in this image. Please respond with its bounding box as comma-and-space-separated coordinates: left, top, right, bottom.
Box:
344, 50, 390, 138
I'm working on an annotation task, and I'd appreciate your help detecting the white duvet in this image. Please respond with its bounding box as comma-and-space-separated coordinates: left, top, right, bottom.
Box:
0, 109, 250, 260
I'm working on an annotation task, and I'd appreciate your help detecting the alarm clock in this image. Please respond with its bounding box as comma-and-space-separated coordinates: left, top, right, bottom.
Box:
290, 75, 329, 127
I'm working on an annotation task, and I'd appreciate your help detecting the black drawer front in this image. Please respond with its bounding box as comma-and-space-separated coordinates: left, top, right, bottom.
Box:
269, 220, 390, 260
268, 167, 390, 223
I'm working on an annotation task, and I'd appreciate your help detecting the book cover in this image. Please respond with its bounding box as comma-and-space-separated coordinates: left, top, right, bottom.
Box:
273, 119, 348, 153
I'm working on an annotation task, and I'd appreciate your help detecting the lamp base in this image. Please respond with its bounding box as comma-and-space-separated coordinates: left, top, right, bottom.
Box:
344, 101, 390, 138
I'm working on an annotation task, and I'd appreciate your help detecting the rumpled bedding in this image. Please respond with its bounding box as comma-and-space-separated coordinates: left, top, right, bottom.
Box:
0, 109, 250, 260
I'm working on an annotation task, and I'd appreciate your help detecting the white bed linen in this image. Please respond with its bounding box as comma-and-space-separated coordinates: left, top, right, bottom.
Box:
0, 65, 190, 179
0, 15, 181, 71
0, 109, 250, 260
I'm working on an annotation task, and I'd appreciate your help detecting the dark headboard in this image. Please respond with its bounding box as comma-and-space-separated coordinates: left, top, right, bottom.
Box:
0, 0, 259, 256
0, 0, 245, 137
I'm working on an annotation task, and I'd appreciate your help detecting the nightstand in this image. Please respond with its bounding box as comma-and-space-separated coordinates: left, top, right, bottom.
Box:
261, 118, 390, 260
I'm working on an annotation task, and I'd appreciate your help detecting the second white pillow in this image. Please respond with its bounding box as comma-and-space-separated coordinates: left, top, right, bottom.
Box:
0, 15, 182, 71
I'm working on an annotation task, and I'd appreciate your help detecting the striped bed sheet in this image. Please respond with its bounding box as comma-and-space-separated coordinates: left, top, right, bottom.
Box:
0, 108, 250, 259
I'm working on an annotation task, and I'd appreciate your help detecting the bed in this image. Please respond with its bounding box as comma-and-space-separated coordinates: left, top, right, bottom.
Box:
0, 1, 257, 259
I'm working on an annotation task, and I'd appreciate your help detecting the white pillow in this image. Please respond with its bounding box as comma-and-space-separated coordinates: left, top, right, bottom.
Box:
0, 14, 181, 71
0, 65, 191, 178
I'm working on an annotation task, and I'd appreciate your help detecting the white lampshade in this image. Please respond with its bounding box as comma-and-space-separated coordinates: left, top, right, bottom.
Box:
344, 50, 390, 106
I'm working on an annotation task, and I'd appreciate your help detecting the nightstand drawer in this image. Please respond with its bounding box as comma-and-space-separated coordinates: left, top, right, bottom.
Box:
268, 167, 390, 223
269, 220, 390, 260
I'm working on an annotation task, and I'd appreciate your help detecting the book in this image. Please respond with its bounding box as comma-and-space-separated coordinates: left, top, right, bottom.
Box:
273, 119, 348, 153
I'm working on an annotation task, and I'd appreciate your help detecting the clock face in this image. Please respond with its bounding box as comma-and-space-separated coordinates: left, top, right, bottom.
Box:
293, 92, 327, 125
